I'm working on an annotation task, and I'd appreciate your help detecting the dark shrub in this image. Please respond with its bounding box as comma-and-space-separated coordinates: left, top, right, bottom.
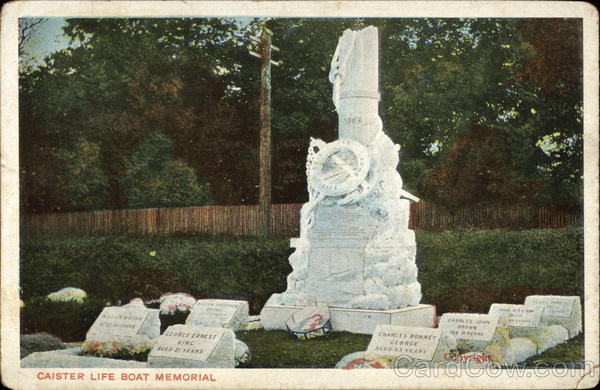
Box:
20, 298, 106, 341
20, 237, 292, 314
20, 332, 67, 358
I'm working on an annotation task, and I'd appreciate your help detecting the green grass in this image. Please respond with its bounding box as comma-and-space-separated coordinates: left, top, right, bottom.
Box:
235, 330, 584, 368
524, 334, 584, 365
236, 330, 371, 368
23, 330, 584, 368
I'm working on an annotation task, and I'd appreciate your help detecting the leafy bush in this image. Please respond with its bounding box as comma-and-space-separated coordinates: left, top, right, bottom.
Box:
20, 332, 67, 358
20, 298, 107, 341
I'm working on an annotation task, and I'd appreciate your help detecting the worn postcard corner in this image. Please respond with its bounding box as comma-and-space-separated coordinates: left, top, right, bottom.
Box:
1, 1, 599, 389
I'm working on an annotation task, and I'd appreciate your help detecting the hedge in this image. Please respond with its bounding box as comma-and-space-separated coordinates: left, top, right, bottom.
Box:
20, 228, 582, 339
415, 228, 583, 313
20, 236, 292, 315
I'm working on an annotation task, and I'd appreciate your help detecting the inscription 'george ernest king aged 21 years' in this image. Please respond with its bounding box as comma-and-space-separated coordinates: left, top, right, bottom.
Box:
148, 325, 236, 368
152, 327, 222, 361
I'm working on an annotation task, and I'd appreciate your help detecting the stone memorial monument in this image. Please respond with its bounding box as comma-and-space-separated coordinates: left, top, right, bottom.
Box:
261, 26, 435, 333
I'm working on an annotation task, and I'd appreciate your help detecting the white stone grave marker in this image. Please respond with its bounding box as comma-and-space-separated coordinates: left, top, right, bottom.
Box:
524, 295, 582, 337
438, 313, 501, 342
86, 306, 160, 340
488, 303, 567, 355
186, 299, 249, 330
367, 324, 447, 361
147, 325, 235, 368
488, 304, 544, 328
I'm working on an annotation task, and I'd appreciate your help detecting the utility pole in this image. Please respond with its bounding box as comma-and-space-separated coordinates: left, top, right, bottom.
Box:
249, 28, 280, 238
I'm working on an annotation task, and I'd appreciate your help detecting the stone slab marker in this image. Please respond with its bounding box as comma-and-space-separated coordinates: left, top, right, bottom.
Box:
261, 26, 434, 333
85, 305, 160, 342
186, 299, 249, 331
524, 295, 582, 337
148, 325, 235, 368
367, 324, 455, 362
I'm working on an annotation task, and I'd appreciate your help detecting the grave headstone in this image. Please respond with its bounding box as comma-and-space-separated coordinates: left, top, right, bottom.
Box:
82, 304, 160, 358
366, 324, 455, 363
186, 299, 249, 331
86, 305, 160, 340
524, 295, 582, 337
488, 304, 544, 328
261, 25, 434, 334
488, 303, 568, 355
285, 302, 332, 339
147, 325, 235, 368
438, 313, 509, 363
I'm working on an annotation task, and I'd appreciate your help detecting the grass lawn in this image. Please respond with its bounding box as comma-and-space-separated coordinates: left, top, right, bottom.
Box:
236, 330, 371, 368
236, 330, 585, 368
523, 333, 584, 365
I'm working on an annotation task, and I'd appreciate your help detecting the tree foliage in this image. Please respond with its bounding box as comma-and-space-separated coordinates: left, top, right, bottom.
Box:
19, 17, 583, 213
421, 124, 546, 209
122, 132, 212, 208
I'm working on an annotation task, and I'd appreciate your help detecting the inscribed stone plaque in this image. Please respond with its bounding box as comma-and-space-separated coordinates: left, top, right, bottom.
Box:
308, 205, 380, 247
489, 304, 544, 328
367, 324, 441, 360
524, 295, 576, 318
438, 313, 500, 342
86, 306, 159, 339
186, 299, 249, 330
147, 325, 235, 368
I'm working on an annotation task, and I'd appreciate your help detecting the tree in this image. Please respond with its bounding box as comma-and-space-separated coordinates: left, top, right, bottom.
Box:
19, 17, 583, 212
19, 18, 44, 57
514, 19, 583, 206
22, 139, 109, 212
122, 132, 212, 208
421, 124, 545, 209
20, 18, 252, 212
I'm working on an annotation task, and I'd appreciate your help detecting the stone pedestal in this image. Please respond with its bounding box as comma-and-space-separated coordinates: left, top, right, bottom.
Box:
261, 304, 436, 334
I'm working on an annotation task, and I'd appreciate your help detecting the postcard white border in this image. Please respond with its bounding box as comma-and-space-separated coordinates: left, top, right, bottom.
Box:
2, 1, 598, 389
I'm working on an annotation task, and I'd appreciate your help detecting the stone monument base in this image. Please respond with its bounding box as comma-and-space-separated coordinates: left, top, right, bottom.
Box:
261, 304, 436, 334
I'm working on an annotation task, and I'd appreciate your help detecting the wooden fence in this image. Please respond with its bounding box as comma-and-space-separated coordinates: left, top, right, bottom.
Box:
21, 202, 578, 239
